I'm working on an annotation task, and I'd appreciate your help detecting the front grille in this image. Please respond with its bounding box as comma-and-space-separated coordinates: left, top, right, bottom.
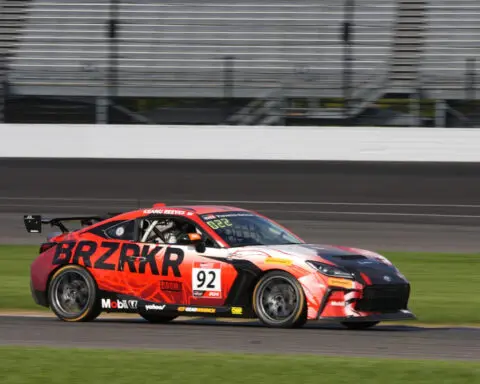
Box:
355, 284, 410, 312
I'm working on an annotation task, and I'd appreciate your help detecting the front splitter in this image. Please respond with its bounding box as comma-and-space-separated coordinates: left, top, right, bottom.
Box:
315, 310, 416, 323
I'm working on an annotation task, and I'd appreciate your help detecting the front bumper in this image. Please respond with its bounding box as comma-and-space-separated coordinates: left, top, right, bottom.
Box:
315, 282, 413, 320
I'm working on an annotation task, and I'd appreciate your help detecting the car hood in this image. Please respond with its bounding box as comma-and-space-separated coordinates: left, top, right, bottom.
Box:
234, 243, 407, 284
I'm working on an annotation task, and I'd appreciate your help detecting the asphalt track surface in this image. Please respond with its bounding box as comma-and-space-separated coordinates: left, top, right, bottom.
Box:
1, 159, 480, 251
0, 315, 479, 360
1, 158, 480, 360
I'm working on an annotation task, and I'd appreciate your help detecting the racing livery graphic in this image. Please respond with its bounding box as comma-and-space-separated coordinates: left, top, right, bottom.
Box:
25, 204, 415, 329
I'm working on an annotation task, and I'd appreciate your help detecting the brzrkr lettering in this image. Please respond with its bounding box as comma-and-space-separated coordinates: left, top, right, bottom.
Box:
52, 240, 184, 277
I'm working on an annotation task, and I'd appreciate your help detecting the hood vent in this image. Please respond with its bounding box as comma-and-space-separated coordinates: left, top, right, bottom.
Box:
332, 255, 368, 260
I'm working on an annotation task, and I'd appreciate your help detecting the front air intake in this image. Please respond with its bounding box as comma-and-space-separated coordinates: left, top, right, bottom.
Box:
355, 284, 410, 312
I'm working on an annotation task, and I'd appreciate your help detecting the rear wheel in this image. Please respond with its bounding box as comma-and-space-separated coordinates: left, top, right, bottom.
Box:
341, 321, 379, 330
48, 265, 101, 322
253, 271, 308, 328
139, 313, 177, 323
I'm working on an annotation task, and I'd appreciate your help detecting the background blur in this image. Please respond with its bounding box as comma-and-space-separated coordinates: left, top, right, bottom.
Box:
1, 2, 480, 373
0, 0, 478, 128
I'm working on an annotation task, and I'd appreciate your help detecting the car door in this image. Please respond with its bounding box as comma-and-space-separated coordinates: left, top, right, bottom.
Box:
187, 243, 234, 307
135, 215, 236, 308
92, 217, 188, 306
92, 218, 152, 311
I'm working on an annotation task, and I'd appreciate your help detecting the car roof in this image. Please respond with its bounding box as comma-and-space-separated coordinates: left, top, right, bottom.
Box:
113, 204, 250, 218
100, 204, 254, 224
162, 205, 251, 215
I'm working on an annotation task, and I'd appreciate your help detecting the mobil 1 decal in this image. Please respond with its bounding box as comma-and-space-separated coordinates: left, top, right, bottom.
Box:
192, 261, 222, 299
52, 240, 184, 277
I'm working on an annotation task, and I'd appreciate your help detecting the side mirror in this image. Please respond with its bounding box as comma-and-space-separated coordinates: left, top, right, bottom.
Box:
187, 233, 206, 253
195, 242, 206, 254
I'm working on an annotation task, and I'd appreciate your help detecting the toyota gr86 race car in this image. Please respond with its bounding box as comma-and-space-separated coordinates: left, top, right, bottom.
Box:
25, 204, 415, 329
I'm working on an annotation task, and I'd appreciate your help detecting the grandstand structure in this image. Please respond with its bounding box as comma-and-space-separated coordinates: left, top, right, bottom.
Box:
0, 0, 479, 126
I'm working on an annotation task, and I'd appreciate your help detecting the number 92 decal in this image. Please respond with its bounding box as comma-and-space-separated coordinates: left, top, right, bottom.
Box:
192, 262, 222, 299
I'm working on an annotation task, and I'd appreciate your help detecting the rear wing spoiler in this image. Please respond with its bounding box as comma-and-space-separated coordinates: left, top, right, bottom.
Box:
23, 214, 121, 234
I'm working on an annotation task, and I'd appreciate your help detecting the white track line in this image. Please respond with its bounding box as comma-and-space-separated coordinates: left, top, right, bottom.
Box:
1, 196, 480, 208
0, 197, 136, 202
2, 206, 480, 218
181, 199, 480, 208
0, 204, 137, 209
265, 210, 480, 218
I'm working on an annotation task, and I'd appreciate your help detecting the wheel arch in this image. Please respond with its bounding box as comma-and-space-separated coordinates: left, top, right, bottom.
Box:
251, 268, 307, 309
251, 267, 308, 297
46, 263, 99, 306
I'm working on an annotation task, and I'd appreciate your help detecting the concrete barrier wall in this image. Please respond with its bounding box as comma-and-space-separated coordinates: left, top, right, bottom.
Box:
2, 124, 480, 161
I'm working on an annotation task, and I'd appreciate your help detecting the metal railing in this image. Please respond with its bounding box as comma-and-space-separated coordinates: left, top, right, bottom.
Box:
0, 0, 479, 127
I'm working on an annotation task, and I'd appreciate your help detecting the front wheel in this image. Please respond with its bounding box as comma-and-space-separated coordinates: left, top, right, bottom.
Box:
253, 271, 308, 328
341, 321, 379, 330
48, 265, 101, 322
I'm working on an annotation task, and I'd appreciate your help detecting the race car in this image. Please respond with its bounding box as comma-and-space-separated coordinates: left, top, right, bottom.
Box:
25, 203, 415, 329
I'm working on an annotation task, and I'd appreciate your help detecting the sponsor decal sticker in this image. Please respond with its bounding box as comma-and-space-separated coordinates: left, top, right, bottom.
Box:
193, 291, 221, 298
214, 213, 255, 218
145, 304, 166, 311
327, 277, 355, 289
160, 280, 182, 291
177, 306, 216, 314
101, 298, 138, 310
143, 209, 189, 215
52, 240, 185, 278
231, 307, 243, 315
265, 257, 292, 266
330, 301, 345, 307
115, 226, 125, 237
205, 218, 233, 230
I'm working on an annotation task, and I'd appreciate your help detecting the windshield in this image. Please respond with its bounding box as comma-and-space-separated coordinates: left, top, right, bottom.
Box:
200, 211, 303, 247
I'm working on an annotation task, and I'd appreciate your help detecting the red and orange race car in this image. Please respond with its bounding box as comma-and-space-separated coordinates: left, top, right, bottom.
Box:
25, 203, 415, 329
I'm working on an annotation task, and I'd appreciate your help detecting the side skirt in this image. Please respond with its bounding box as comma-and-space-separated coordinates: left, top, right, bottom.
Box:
96, 290, 257, 319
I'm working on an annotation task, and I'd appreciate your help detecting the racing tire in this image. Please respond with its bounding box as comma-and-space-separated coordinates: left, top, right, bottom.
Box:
48, 265, 101, 322
139, 313, 178, 323
341, 321, 379, 330
253, 270, 308, 328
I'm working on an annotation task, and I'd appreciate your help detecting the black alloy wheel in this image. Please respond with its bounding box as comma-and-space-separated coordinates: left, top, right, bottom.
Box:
253, 271, 308, 328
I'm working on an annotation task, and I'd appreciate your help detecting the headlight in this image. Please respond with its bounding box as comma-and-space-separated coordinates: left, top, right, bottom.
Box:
306, 261, 354, 279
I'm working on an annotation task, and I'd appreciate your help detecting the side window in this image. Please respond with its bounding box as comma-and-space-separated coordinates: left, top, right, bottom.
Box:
137, 216, 218, 247
105, 220, 136, 241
